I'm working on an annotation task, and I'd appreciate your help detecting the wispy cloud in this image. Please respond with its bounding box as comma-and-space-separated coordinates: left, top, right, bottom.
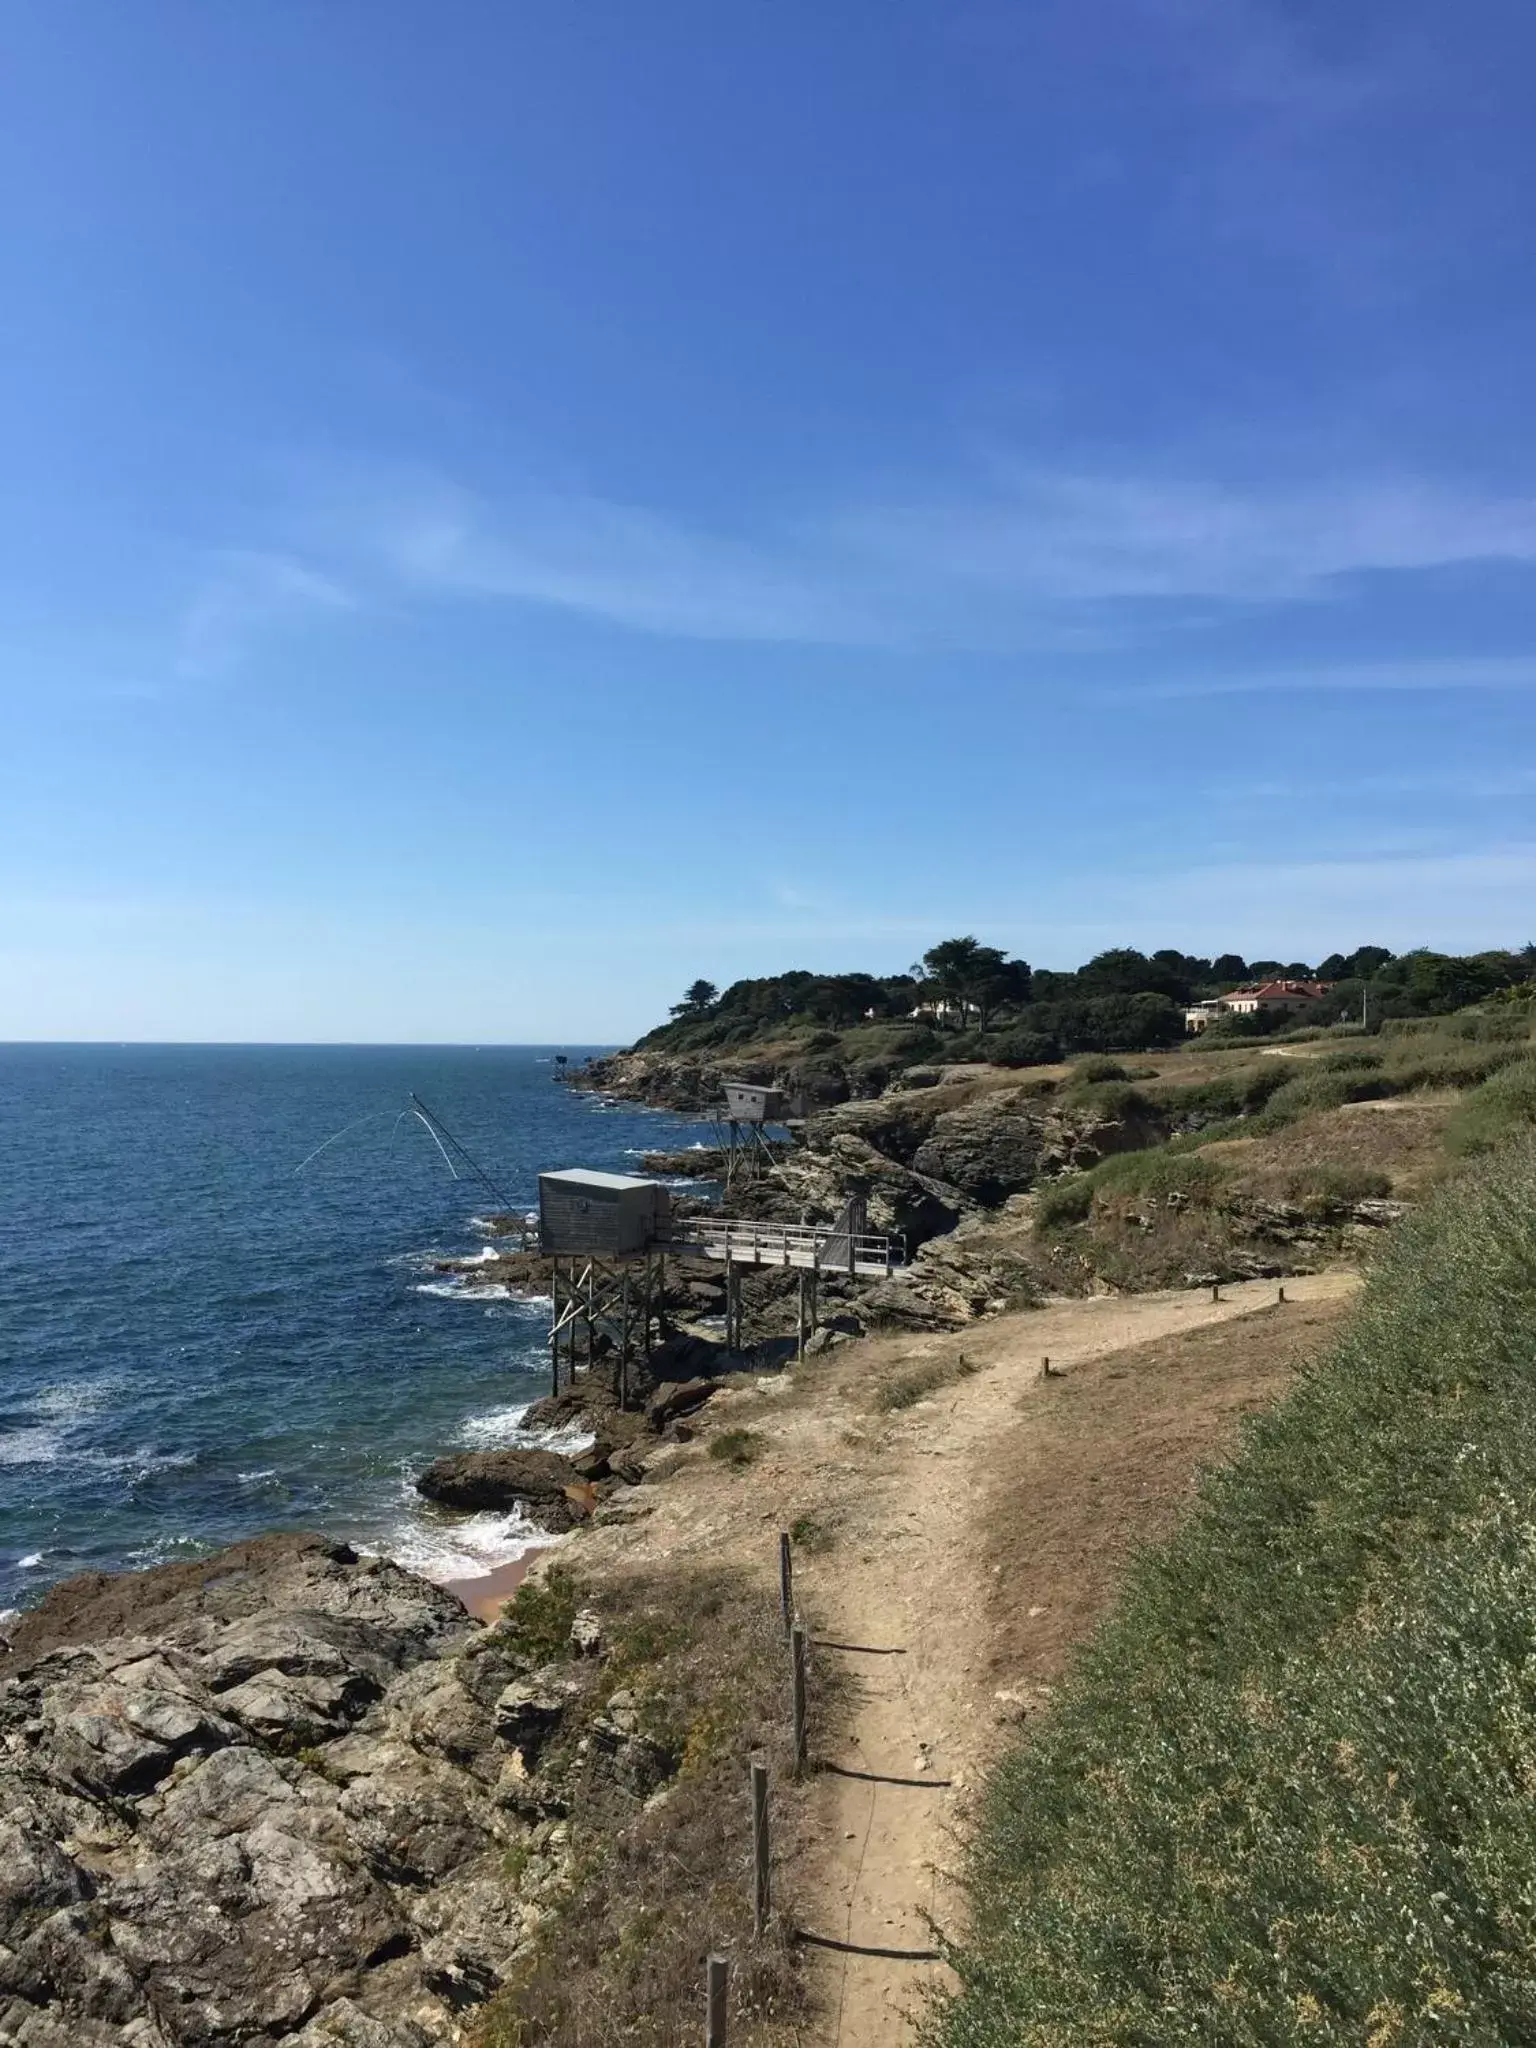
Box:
1098, 657, 1536, 703
297, 465, 881, 646
286, 457, 1536, 652
835, 471, 1536, 609
177, 549, 355, 677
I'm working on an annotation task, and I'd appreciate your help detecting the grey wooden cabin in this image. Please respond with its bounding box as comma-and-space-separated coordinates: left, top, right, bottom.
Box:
722, 1080, 790, 1125
537, 1169, 672, 1256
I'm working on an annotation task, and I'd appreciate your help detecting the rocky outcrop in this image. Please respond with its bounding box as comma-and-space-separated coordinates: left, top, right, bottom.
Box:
0, 1533, 624, 2047
415, 1449, 588, 1529
910, 1099, 1155, 1205
638, 1148, 728, 1179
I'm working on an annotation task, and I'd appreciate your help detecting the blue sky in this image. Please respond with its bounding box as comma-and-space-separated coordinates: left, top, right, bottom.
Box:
4, 0, 1536, 1040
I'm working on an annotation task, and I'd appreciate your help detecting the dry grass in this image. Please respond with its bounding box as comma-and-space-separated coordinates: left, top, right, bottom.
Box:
471, 1564, 834, 2048
872, 1352, 980, 1411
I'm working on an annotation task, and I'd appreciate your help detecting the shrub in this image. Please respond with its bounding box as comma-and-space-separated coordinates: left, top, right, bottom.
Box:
1070, 1055, 1130, 1083
1380, 1039, 1529, 1092
874, 1354, 979, 1412
934, 1140, 1536, 2048
1150, 1061, 1296, 1124
707, 1428, 763, 1467
1061, 1078, 1158, 1122
1316, 1045, 1385, 1072
1445, 1057, 1536, 1157
1033, 1175, 1095, 1230
988, 1029, 1061, 1068
488, 1569, 579, 1665
1280, 1163, 1392, 1214
1035, 1150, 1228, 1232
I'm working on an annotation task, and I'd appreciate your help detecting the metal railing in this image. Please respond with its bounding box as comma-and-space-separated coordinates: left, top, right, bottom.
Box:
663, 1215, 905, 1276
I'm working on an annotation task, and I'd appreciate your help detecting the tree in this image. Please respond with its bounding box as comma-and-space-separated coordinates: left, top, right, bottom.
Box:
919, 937, 1023, 1025
670, 979, 719, 1018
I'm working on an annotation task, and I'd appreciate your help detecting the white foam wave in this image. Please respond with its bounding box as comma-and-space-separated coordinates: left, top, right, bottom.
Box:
415, 1279, 521, 1300
415, 1277, 550, 1305
0, 1427, 65, 1466
0, 1428, 195, 1474
237, 1468, 280, 1485
18, 1552, 44, 1570
125, 1533, 212, 1569
456, 1403, 594, 1455
25, 1378, 121, 1422
379, 1504, 557, 1584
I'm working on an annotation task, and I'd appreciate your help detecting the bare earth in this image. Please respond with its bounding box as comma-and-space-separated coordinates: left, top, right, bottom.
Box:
572, 1271, 1360, 2046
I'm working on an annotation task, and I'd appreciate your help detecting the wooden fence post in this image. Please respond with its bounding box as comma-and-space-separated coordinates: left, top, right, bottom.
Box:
706, 1953, 728, 2046
751, 1761, 770, 1936
792, 1626, 808, 1776
779, 1532, 793, 1638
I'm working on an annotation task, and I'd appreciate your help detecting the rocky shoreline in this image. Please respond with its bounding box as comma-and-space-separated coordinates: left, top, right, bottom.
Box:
0, 1045, 1408, 2044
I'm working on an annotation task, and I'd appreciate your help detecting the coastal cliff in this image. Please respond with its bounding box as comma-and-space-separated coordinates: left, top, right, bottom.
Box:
0, 1533, 693, 2048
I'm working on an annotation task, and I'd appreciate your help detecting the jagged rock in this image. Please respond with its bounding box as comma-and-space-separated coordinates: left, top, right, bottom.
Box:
0, 1533, 563, 2045
644, 1377, 720, 1430
911, 1097, 1156, 1206
414, 1448, 584, 1530
569, 1608, 603, 1658
608, 1443, 649, 1486
290, 1998, 435, 2046
644, 1332, 721, 1382
495, 1668, 583, 1758
570, 1441, 611, 1482
639, 1147, 728, 1178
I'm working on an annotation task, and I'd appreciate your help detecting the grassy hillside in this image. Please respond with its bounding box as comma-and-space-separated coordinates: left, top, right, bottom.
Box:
932, 1136, 1536, 2046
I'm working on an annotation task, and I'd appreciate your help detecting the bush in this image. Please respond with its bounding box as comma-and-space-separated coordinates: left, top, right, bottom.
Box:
1316, 1045, 1385, 1072
934, 1140, 1536, 2048
988, 1029, 1061, 1068
1150, 1061, 1297, 1125
1446, 1057, 1536, 1157
1280, 1163, 1392, 1214
1070, 1055, 1130, 1082
707, 1428, 763, 1467
1035, 1150, 1228, 1232
1060, 1078, 1158, 1122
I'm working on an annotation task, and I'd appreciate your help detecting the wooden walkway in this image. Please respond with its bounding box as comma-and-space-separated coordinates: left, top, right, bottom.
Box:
666, 1216, 904, 1278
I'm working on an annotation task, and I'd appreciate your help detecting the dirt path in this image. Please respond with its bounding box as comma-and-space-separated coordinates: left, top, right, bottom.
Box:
574, 1271, 1360, 2045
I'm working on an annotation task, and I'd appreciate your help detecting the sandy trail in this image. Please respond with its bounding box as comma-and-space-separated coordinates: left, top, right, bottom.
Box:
575, 1270, 1360, 2045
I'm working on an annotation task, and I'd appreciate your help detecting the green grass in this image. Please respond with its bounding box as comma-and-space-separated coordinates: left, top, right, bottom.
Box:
490, 1568, 581, 1665
788, 1513, 834, 1552
1445, 1056, 1536, 1157
933, 1138, 1536, 2048
1278, 1162, 1392, 1214
706, 1427, 764, 1467
1035, 1149, 1231, 1231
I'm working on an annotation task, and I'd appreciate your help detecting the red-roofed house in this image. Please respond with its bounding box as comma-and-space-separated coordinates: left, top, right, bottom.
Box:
1185, 981, 1330, 1033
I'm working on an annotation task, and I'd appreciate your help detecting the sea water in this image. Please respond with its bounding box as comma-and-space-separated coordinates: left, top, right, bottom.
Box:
0, 1045, 717, 1614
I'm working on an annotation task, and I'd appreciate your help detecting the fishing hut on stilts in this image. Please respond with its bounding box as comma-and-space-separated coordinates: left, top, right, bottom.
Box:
536, 1164, 905, 1390
538, 1171, 668, 1404
714, 1080, 800, 1192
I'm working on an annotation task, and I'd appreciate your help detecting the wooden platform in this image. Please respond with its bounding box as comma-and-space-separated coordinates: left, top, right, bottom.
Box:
666, 1215, 904, 1278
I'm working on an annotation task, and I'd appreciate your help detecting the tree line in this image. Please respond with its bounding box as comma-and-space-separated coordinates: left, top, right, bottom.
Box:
656, 938, 1536, 1061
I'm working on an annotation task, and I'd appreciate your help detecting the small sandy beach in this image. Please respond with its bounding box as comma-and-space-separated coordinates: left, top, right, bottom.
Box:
443, 1547, 550, 1622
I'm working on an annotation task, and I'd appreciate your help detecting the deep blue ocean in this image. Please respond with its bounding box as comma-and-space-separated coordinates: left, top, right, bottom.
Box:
0, 1046, 718, 1616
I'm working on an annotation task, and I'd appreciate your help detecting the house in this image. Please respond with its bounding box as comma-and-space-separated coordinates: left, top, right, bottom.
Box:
909, 997, 983, 1023
1185, 980, 1330, 1033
